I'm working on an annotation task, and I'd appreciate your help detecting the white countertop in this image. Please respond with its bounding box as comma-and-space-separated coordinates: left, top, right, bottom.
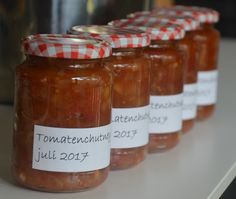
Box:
0, 39, 236, 199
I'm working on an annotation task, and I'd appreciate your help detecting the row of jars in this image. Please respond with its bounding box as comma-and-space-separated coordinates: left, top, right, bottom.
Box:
12, 5, 220, 192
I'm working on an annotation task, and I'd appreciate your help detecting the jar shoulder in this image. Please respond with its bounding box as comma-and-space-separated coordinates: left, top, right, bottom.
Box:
193, 27, 220, 42
145, 46, 184, 61
16, 58, 112, 83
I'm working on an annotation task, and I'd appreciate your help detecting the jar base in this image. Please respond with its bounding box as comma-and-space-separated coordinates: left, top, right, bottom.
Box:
12, 167, 109, 193
197, 105, 215, 121
182, 119, 195, 134
110, 146, 147, 170
148, 141, 179, 153
148, 132, 180, 153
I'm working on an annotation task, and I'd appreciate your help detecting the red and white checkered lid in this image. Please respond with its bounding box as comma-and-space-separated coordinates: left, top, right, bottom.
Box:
108, 19, 137, 28
155, 6, 219, 24
131, 14, 200, 31
177, 6, 219, 23
109, 19, 185, 41
23, 34, 112, 59
127, 11, 152, 18
69, 25, 150, 49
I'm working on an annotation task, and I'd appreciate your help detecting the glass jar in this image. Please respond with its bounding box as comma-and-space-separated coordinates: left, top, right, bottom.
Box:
124, 14, 200, 133
69, 26, 151, 169
157, 6, 220, 121
109, 20, 185, 152
107, 47, 150, 169
153, 15, 199, 133
12, 34, 113, 192
127, 11, 152, 18
146, 39, 185, 152
193, 23, 220, 120
177, 31, 198, 132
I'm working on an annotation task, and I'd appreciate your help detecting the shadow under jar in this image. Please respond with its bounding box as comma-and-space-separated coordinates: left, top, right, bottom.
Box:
165, 6, 220, 121
12, 34, 113, 192
69, 25, 151, 170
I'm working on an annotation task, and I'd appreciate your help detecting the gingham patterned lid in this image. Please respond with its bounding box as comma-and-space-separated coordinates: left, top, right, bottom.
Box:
127, 11, 152, 18
155, 6, 219, 24
23, 34, 112, 59
130, 14, 200, 31
69, 25, 150, 49
176, 6, 219, 23
108, 19, 185, 41
108, 19, 137, 28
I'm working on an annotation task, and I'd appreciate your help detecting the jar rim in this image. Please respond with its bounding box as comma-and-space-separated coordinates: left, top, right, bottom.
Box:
154, 6, 219, 24
68, 25, 151, 49
23, 34, 112, 59
108, 19, 185, 41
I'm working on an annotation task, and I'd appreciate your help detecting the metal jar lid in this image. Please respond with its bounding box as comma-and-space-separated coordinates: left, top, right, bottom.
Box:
155, 6, 219, 24
69, 25, 150, 49
128, 14, 200, 31
109, 19, 185, 41
127, 11, 152, 18
23, 34, 112, 59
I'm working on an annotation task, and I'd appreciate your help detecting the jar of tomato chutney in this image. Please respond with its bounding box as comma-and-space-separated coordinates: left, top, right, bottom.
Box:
161, 6, 220, 121
123, 14, 200, 133
12, 34, 113, 192
189, 7, 220, 121
110, 19, 186, 152
174, 18, 200, 133
143, 14, 200, 133
69, 26, 151, 169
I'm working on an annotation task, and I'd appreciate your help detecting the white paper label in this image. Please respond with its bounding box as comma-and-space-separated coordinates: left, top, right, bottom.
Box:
182, 83, 197, 120
149, 94, 183, 133
197, 70, 218, 105
111, 105, 149, 148
32, 124, 111, 172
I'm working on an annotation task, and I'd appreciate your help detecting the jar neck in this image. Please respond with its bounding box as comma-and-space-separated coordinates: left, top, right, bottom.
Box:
26, 55, 104, 67
200, 23, 215, 29
112, 47, 145, 56
149, 40, 177, 49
